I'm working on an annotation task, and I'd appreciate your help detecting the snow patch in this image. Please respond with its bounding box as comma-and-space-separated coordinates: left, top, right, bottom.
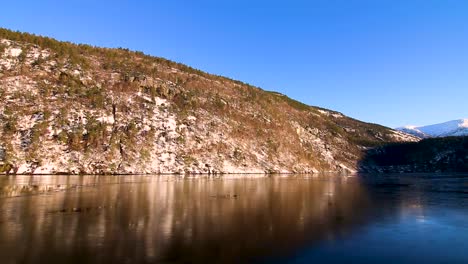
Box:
0, 39, 12, 46
8, 48, 22, 57
460, 119, 468, 128
318, 109, 342, 118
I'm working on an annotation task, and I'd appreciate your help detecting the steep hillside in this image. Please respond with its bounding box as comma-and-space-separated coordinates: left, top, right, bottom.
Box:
360, 136, 468, 173
0, 28, 417, 174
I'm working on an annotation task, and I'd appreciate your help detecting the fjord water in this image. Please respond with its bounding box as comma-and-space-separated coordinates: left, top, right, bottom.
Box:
0, 174, 467, 264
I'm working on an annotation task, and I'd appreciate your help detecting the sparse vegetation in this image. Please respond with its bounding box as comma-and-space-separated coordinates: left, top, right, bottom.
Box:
0, 43, 6, 55
84, 117, 108, 151
84, 86, 106, 108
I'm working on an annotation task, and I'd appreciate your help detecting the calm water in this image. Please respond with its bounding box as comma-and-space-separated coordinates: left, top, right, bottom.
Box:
0, 174, 467, 264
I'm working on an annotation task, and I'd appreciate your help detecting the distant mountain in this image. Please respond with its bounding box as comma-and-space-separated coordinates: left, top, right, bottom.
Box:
396, 119, 468, 138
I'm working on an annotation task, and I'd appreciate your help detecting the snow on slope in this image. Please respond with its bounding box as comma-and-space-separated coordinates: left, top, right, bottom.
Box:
396, 119, 468, 138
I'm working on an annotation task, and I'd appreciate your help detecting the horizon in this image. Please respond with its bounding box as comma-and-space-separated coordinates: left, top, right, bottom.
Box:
2, 0, 468, 127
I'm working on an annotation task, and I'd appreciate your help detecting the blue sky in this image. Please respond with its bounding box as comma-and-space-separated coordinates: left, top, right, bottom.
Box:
2, 0, 468, 127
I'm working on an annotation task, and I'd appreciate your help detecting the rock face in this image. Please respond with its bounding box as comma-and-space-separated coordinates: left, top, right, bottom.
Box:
0, 29, 418, 174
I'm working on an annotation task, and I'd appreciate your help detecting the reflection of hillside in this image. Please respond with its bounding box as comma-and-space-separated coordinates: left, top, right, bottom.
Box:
0, 175, 371, 263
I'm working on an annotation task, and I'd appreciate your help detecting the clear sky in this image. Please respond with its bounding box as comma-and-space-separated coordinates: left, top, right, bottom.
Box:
2, 0, 468, 128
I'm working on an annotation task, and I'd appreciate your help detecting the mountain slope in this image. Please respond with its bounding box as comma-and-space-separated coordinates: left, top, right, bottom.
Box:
361, 136, 468, 173
397, 119, 468, 138
0, 28, 417, 174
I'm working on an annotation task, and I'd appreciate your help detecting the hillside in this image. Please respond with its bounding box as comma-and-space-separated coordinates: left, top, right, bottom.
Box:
360, 136, 468, 173
0, 28, 417, 174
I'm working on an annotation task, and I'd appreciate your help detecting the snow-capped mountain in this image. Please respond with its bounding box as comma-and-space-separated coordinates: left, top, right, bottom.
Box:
396, 119, 468, 138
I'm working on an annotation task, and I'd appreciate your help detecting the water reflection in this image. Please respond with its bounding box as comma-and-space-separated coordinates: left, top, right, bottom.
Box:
0, 175, 371, 263
286, 174, 468, 264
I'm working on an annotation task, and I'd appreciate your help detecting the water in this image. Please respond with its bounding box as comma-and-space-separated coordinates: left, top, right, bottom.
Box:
0, 174, 467, 264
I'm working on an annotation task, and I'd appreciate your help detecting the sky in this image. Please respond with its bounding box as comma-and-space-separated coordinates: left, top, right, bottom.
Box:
2, 0, 468, 128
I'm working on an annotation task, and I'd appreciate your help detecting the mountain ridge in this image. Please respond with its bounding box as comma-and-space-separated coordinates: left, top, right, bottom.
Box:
396, 119, 468, 138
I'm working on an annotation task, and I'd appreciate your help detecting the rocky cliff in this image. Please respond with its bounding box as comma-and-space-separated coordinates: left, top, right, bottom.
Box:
0, 28, 417, 174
